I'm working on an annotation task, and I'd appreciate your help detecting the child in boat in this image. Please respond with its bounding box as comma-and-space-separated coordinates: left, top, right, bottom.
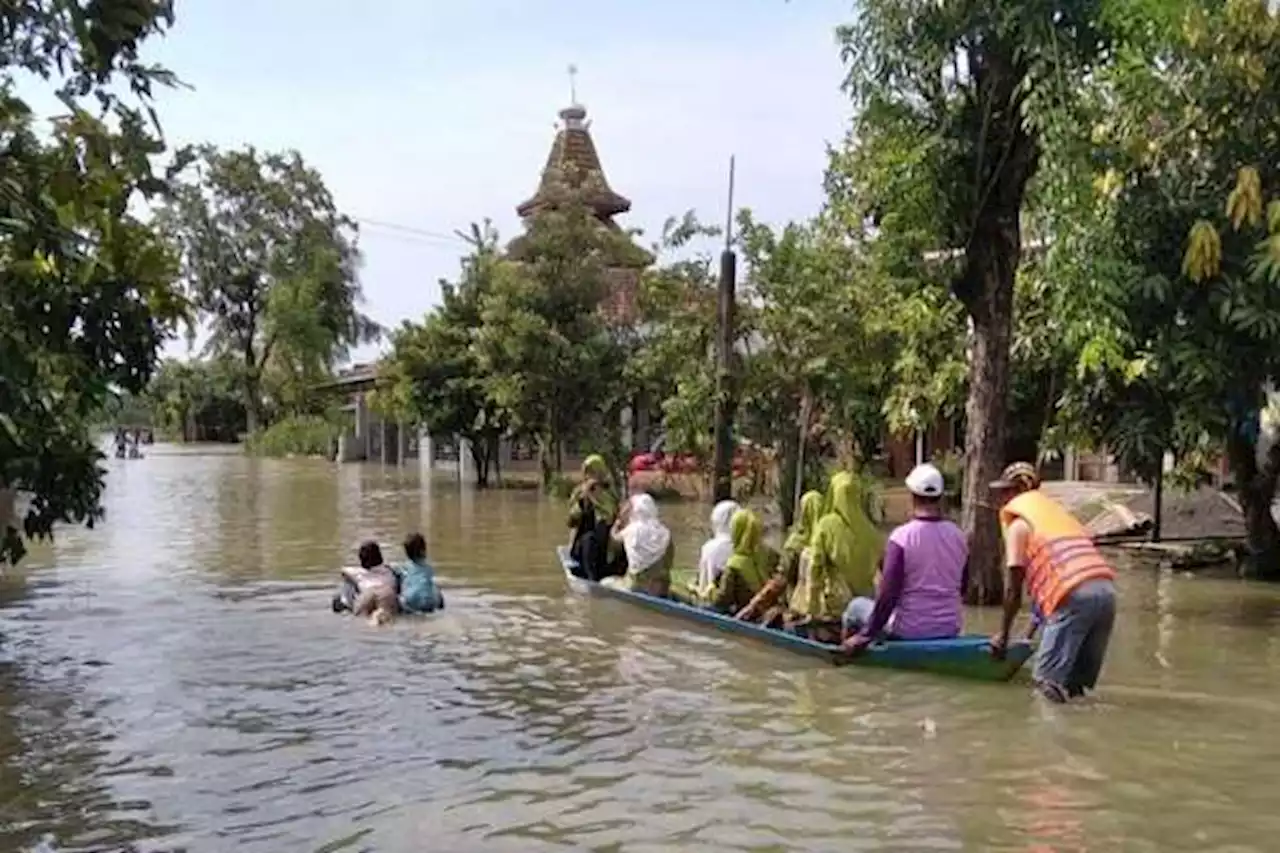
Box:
398, 532, 443, 613
351, 540, 400, 625
602, 493, 673, 597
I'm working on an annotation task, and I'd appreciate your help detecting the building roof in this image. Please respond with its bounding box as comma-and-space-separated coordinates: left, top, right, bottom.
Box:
516, 104, 632, 219
314, 362, 380, 392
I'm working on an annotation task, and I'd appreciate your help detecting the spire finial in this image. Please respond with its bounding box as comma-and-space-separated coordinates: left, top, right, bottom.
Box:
568, 63, 579, 105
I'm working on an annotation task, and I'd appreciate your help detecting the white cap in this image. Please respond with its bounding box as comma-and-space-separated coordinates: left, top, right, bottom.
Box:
905, 463, 945, 498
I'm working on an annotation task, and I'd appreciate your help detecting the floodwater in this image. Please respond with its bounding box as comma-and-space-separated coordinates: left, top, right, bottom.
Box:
2, 447, 1279, 852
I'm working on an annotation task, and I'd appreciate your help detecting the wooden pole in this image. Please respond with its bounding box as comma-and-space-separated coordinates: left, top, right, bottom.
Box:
1152, 459, 1165, 543
712, 156, 738, 503
793, 392, 813, 520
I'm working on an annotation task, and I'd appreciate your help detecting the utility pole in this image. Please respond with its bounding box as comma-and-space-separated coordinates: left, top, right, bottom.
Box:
712, 156, 738, 503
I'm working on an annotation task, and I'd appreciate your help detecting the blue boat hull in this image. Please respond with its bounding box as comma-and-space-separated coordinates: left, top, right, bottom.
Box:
558, 546, 1033, 682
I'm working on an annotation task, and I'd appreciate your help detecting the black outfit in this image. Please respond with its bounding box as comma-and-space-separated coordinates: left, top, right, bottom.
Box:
569, 499, 626, 581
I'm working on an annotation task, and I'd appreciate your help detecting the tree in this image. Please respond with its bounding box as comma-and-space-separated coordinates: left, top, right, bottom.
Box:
159, 145, 376, 433
377, 222, 510, 487
1, 0, 187, 565
624, 212, 725, 469
828, 0, 1111, 602
1050, 0, 1280, 578
473, 197, 630, 487
145, 357, 246, 442
736, 211, 894, 524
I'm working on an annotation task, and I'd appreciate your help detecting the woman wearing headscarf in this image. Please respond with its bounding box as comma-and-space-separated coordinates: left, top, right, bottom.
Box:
787, 472, 884, 643
782, 490, 824, 588
702, 508, 771, 615
602, 493, 674, 596
737, 490, 823, 624
567, 454, 622, 581
696, 499, 740, 591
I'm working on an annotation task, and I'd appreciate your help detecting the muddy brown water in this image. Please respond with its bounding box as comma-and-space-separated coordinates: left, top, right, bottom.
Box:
2, 445, 1279, 852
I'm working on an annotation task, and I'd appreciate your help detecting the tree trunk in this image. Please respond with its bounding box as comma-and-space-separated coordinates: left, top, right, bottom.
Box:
1226, 432, 1280, 580
776, 429, 800, 529
957, 234, 1020, 605
537, 435, 554, 491
243, 371, 261, 435
953, 44, 1038, 605
470, 439, 490, 488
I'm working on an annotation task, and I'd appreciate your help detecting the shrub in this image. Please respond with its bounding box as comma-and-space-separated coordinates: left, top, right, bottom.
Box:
244, 415, 341, 458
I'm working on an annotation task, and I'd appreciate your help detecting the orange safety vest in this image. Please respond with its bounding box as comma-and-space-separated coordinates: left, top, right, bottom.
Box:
999, 490, 1115, 617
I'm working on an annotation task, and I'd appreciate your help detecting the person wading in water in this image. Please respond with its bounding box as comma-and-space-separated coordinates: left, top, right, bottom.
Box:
989, 462, 1118, 702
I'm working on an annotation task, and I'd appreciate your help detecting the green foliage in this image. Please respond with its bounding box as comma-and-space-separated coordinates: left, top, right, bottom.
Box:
1, 0, 187, 565
158, 145, 378, 431
243, 414, 341, 458
624, 212, 723, 464
144, 357, 245, 441
733, 212, 897, 522
380, 194, 641, 491
1048, 0, 1280, 576
473, 195, 627, 484
827, 0, 1120, 601
737, 212, 889, 452
377, 221, 509, 486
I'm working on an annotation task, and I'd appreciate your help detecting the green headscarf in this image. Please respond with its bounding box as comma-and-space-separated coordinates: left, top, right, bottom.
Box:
582, 454, 611, 483
811, 471, 884, 599
784, 490, 824, 554
570, 454, 618, 525
723, 508, 769, 594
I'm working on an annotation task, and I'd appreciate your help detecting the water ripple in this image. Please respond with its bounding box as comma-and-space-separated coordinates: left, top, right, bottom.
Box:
0, 451, 1278, 850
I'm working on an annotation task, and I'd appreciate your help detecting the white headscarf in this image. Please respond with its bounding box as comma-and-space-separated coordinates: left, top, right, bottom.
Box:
697, 499, 739, 589
621, 493, 671, 573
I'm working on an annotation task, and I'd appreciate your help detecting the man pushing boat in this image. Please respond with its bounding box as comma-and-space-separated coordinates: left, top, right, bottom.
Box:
989, 462, 1118, 703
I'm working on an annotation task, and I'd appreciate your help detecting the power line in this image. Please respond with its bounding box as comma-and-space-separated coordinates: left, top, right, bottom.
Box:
355, 226, 462, 249
351, 216, 467, 246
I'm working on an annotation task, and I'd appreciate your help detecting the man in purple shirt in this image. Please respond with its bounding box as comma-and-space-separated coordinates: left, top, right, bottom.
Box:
840, 463, 968, 653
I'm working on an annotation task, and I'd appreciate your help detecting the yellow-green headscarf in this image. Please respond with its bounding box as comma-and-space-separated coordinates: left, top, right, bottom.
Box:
571, 454, 618, 523
811, 471, 883, 598
784, 490, 824, 554
724, 509, 769, 594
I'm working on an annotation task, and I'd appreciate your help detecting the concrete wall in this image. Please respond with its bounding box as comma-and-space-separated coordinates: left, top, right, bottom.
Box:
333, 391, 419, 466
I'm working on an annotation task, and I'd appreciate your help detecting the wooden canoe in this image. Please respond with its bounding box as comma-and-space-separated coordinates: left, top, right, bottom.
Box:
557, 546, 1033, 682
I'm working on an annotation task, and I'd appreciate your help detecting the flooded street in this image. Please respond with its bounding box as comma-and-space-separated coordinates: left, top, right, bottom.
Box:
3, 446, 1280, 852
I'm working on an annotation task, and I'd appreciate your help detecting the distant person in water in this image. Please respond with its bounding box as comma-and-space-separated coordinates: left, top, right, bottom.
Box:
398, 532, 443, 613
842, 463, 967, 654
567, 455, 623, 581
351, 540, 400, 625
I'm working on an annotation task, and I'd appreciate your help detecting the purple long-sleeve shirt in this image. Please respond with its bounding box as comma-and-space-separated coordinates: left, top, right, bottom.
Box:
862, 516, 968, 640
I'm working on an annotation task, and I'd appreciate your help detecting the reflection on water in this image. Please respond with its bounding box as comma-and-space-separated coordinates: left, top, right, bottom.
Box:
2, 445, 1280, 851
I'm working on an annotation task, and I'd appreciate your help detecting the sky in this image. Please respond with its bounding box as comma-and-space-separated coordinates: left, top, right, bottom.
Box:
57, 0, 856, 363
